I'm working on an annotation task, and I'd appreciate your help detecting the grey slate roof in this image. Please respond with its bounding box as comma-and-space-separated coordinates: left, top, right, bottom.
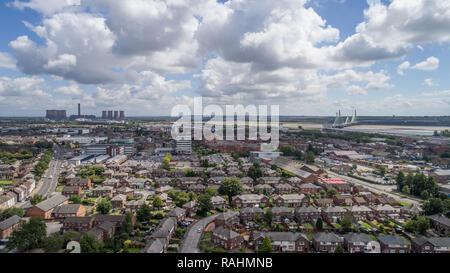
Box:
0, 215, 21, 230
313, 232, 341, 243
344, 232, 373, 244
52, 204, 82, 214
212, 225, 241, 239
377, 235, 410, 246
35, 194, 68, 212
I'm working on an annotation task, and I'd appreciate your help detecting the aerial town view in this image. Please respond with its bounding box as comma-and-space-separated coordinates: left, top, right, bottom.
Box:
0, 0, 449, 266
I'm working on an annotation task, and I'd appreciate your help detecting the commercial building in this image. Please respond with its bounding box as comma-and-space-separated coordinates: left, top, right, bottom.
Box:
176, 139, 192, 154
46, 110, 67, 120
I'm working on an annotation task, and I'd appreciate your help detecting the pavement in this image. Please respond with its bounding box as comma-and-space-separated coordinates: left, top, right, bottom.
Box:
179, 213, 219, 253
18, 145, 64, 209
328, 171, 420, 205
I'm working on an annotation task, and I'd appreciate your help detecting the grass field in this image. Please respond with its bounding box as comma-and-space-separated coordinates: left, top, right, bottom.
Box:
0, 180, 12, 186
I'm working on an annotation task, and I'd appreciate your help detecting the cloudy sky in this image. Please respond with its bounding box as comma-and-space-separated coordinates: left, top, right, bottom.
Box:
0, 0, 449, 117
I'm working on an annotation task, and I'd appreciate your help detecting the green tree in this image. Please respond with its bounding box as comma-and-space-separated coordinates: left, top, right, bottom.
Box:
259, 236, 272, 253
0, 207, 24, 221
63, 231, 79, 245
121, 213, 134, 237
402, 185, 411, 194
152, 196, 163, 208
316, 217, 323, 230
205, 187, 219, 197
42, 233, 64, 253
264, 209, 274, 225
80, 234, 103, 253
379, 166, 387, 177
327, 188, 338, 197
423, 198, 448, 215
6, 217, 47, 250
69, 195, 82, 204
136, 203, 152, 222
248, 163, 263, 181
30, 194, 44, 205
197, 194, 212, 216
341, 216, 352, 231
219, 177, 243, 203
396, 171, 405, 191
96, 199, 112, 214
334, 245, 344, 253
305, 151, 315, 164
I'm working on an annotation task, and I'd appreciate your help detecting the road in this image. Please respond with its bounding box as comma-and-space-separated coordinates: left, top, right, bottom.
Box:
20, 145, 64, 209
328, 171, 420, 205
179, 214, 219, 253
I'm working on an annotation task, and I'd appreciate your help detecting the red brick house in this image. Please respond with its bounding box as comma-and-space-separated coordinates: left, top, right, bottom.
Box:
378, 235, 411, 253
25, 194, 69, 219
211, 226, 243, 250
61, 186, 82, 198
411, 237, 450, 253
312, 232, 342, 253
0, 215, 21, 239
232, 194, 269, 208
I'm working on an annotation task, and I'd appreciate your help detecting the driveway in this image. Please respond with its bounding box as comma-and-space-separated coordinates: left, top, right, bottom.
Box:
179, 214, 219, 253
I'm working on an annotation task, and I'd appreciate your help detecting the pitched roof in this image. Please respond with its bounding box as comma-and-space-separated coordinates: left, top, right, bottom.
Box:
313, 232, 341, 242
344, 232, 373, 243
212, 225, 241, 239
0, 215, 21, 230
428, 214, 450, 227
35, 194, 68, 212
52, 204, 83, 214
377, 235, 410, 246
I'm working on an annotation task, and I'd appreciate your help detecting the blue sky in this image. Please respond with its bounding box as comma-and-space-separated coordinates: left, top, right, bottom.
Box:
0, 0, 448, 116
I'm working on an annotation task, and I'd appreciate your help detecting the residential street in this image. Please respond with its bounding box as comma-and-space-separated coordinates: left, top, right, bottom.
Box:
19, 145, 64, 209
179, 214, 219, 253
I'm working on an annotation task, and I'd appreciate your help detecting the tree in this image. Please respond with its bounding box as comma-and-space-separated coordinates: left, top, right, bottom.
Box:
379, 166, 387, 177
396, 171, 405, 191
259, 236, 272, 253
80, 234, 103, 253
341, 216, 352, 231
248, 163, 263, 181
334, 245, 344, 253
69, 195, 82, 204
103, 235, 123, 253
121, 213, 134, 237
153, 196, 163, 208
0, 207, 24, 221
175, 228, 185, 238
327, 188, 338, 197
219, 177, 243, 203
305, 151, 315, 164
30, 194, 44, 205
136, 203, 152, 222
316, 217, 323, 230
42, 233, 64, 253
188, 191, 197, 201
6, 217, 47, 250
63, 231, 79, 245
197, 194, 212, 216
402, 185, 411, 194
423, 198, 448, 215
264, 209, 274, 225
205, 187, 218, 197
96, 199, 112, 215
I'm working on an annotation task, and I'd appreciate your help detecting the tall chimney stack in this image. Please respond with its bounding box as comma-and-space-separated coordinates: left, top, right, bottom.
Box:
78, 103, 81, 116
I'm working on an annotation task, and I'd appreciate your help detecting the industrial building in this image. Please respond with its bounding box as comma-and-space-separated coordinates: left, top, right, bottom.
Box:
102, 110, 125, 120
46, 110, 67, 120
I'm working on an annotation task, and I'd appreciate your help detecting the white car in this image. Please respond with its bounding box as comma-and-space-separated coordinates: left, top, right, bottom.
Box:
197, 228, 202, 233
